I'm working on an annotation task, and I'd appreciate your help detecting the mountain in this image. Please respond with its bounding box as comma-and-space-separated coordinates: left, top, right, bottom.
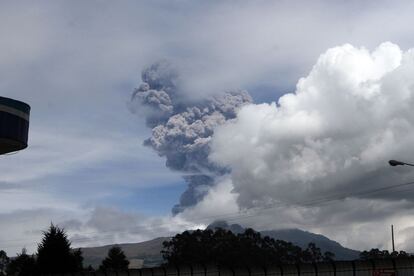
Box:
206, 221, 245, 234
261, 228, 359, 260
208, 221, 360, 260
80, 237, 169, 269
80, 221, 359, 268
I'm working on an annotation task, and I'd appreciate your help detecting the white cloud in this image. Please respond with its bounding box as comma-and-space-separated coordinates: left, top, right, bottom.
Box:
178, 177, 240, 222
176, 177, 414, 251
0, 207, 87, 255
205, 42, 414, 251
211, 42, 414, 207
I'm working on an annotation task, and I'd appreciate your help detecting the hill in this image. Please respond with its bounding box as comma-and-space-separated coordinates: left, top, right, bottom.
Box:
80, 221, 359, 268
207, 221, 359, 260
80, 237, 168, 269
261, 228, 359, 260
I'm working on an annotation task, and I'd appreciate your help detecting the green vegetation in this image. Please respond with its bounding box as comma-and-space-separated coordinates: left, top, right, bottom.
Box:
3, 224, 414, 274
36, 224, 83, 274
4, 224, 84, 276
360, 248, 410, 260
6, 248, 36, 276
162, 228, 335, 266
0, 250, 9, 276
0, 223, 133, 275
99, 246, 130, 271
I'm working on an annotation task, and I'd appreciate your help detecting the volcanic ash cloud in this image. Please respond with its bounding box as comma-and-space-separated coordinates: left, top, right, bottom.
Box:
129, 61, 253, 214
210, 42, 414, 209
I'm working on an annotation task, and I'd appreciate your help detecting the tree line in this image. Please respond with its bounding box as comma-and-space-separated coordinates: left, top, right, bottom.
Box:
162, 227, 414, 267
359, 248, 410, 260
0, 224, 129, 276
162, 228, 335, 267
1, 224, 413, 275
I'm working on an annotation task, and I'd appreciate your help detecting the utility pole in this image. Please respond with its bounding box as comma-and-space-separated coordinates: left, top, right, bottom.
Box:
391, 225, 395, 252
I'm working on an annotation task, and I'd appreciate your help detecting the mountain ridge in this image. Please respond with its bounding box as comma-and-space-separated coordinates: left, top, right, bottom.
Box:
207, 221, 360, 260
80, 221, 360, 268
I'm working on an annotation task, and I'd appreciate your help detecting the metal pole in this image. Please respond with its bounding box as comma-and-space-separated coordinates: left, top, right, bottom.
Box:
391, 225, 395, 252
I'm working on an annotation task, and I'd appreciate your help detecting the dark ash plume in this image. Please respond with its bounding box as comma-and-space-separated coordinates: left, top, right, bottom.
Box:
130, 61, 253, 214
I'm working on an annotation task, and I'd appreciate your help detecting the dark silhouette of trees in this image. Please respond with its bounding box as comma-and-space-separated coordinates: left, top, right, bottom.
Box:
36, 223, 83, 274
360, 248, 411, 260
301, 242, 323, 262
85, 265, 95, 272
162, 228, 335, 267
392, 250, 410, 258
323, 251, 335, 261
6, 248, 36, 276
99, 246, 130, 271
0, 250, 9, 276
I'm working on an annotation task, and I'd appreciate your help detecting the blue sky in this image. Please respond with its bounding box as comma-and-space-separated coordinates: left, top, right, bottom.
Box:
4, 0, 414, 255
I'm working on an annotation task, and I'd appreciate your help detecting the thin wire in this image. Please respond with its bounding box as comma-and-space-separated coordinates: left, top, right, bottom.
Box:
2, 179, 414, 247
0, 182, 412, 246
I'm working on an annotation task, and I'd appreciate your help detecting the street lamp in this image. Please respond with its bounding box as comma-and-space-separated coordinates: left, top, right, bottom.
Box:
388, 160, 414, 167
387, 160, 414, 254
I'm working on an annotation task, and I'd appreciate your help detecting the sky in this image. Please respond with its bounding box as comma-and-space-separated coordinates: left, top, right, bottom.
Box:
3, 0, 414, 255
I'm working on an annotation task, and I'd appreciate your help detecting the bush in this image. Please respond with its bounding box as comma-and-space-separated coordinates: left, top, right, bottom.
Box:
6, 248, 36, 276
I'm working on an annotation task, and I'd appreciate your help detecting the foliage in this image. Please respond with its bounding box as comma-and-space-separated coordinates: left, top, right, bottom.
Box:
162, 228, 335, 266
323, 251, 335, 261
301, 242, 323, 262
6, 248, 36, 276
36, 224, 83, 274
99, 246, 130, 271
85, 265, 95, 272
360, 248, 411, 260
0, 250, 9, 276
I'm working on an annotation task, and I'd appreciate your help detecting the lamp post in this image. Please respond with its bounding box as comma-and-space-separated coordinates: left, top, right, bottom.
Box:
388, 160, 414, 167
387, 159, 414, 254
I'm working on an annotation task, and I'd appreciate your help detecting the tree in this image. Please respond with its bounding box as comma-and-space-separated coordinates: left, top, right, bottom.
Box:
0, 250, 9, 276
162, 228, 334, 267
85, 265, 95, 272
360, 248, 390, 260
360, 248, 412, 260
302, 243, 323, 263
323, 251, 335, 261
390, 250, 410, 258
6, 248, 36, 276
99, 246, 129, 271
36, 223, 83, 274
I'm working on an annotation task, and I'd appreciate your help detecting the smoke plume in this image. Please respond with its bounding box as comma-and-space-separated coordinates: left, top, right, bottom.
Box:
130, 61, 252, 214
177, 42, 414, 252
